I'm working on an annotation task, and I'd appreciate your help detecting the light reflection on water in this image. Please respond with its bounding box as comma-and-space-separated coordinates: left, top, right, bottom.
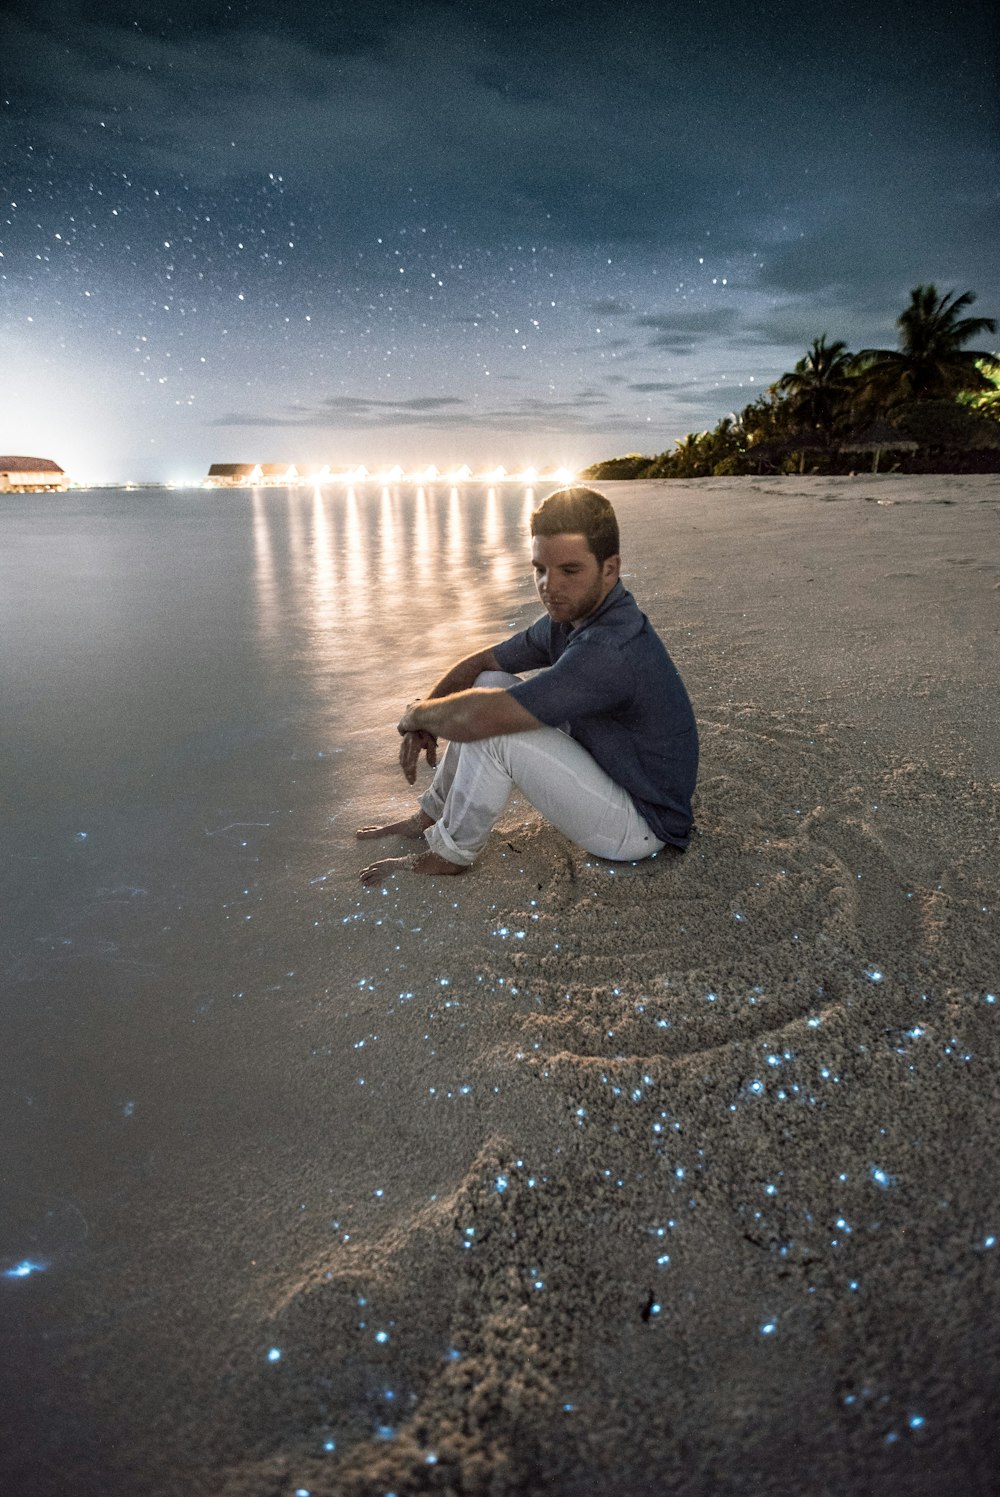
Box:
249, 483, 542, 705
1, 480, 550, 875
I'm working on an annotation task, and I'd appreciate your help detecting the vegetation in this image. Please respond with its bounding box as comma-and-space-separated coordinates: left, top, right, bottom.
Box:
582, 285, 1000, 480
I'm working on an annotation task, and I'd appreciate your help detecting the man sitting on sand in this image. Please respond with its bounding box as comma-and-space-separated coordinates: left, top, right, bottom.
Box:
357, 486, 698, 882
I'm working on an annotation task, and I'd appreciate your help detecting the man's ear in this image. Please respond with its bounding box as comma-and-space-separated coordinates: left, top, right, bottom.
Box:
604, 554, 621, 584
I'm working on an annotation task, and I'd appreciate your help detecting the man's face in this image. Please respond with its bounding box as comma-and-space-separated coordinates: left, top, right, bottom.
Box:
531, 532, 620, 627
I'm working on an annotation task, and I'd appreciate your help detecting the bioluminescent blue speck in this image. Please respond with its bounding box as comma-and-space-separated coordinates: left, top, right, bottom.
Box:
4, 1259, 47, 1279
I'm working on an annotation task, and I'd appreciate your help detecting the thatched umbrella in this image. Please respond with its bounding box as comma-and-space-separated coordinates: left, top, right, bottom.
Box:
839, 420, 919, 473
780, 431, 832, 474
748, 433, 829, 474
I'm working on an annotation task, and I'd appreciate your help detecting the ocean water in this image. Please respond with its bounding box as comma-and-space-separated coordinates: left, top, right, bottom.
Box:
0, 482, 550, 1485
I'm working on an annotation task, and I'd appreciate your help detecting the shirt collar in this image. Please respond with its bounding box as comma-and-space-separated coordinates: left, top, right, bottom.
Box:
567, 578, 628, 637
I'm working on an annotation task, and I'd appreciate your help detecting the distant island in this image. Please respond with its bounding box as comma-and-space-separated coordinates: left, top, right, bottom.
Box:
582, 285, 1000, 480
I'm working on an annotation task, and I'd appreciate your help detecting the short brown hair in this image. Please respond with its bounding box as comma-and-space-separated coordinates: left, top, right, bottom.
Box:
529, 486, 620, 565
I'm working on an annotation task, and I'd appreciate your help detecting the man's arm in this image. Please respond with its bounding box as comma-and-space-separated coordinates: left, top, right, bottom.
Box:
400, 687, 541, 743
398, 646, 507, 782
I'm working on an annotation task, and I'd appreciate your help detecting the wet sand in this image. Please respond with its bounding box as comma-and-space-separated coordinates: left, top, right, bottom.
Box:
3, 475, 998, 1495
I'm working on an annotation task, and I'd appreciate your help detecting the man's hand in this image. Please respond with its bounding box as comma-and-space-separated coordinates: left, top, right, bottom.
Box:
398, 728, 438, 784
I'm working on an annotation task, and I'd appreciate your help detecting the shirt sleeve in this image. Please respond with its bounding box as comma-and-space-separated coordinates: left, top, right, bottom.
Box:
505, 636, 634, 727
492, 616, 552, 673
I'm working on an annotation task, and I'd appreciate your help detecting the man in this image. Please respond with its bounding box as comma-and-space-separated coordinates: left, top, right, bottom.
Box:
357, 486, 697, 882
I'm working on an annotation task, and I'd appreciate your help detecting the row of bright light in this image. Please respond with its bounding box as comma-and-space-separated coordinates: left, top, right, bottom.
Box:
205, 463, 578, 488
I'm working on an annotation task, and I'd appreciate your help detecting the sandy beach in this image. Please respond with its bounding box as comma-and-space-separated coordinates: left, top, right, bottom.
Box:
3, 474, 998, 1496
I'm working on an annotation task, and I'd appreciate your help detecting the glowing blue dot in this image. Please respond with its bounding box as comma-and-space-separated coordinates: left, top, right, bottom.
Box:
865, 969, 884, 983
375, 1331, 389, 1344
266, 1347, 281, 1363
870, 1166, 893, 1189
446, 1347, 461, 1360
760, 1321, 777, 1336
323, 1440, 336, 1452
425, 1453, 438, 1464
807, 1016, 821, 1028
766, 1054, 781, 1067
748, 1079, 764, 1095
4, 1259, 46, 1279
982, 992, 995, 1004
563, 1402, 575, 1412
908, 1414, 925, 1429
657, 1254, 670, 1265
983, 1235, 996, 1249
494, 1175, 508, 1193
296, 1488, 310, 1495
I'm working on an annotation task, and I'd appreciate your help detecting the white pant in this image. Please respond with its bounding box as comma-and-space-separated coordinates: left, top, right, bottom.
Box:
419, 671, 665, 867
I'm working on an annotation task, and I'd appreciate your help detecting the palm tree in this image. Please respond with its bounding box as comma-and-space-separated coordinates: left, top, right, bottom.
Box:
852, 285, 998, 409
775, 335, 855, 436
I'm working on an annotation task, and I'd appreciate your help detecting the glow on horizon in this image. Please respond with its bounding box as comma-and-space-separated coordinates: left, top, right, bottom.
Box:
195, 462, 579, 491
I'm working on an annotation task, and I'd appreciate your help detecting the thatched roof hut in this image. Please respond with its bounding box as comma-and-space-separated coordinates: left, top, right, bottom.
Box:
0, 456, 67, 491
206, 463, 261, 486
839, 421, 918, 473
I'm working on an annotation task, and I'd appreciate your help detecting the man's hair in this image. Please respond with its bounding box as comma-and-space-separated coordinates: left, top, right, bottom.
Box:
529, 486, 620, 565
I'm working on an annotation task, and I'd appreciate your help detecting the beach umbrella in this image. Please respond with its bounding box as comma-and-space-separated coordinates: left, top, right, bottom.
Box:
839, 420, 919, 473
774, 430, 831, 474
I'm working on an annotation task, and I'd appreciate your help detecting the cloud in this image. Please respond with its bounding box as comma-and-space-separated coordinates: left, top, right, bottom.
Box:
209, 389, 636, 436
589, 299, 632, 316
627, 380, 687, 393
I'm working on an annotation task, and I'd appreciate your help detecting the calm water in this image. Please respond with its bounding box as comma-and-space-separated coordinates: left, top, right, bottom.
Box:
0, 483, 552, 1488
2, 480, 544, 939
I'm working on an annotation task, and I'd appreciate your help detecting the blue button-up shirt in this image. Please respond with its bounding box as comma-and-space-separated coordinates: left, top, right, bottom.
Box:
492, 581, 698, 847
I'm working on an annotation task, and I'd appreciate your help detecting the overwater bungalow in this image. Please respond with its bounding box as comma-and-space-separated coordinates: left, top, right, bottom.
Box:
206, 463, 262, 487
258, 463, 299, 486
0, 455, 68, 492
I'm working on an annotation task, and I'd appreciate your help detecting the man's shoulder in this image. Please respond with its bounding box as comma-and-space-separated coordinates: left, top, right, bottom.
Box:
574, 586, 656, 649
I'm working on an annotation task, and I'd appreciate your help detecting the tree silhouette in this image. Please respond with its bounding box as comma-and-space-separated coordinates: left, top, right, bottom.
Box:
775, 335, 855, 436
853, 285, 998, 408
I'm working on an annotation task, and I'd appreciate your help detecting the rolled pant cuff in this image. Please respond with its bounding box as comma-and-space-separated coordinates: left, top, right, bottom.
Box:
422, 819, 477, 867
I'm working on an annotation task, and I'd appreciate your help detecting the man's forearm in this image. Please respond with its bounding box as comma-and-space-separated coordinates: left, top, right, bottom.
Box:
402, 687, 540, 742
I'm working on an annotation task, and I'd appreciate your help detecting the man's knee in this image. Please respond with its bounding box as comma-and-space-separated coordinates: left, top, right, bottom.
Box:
474, 669, 521, 689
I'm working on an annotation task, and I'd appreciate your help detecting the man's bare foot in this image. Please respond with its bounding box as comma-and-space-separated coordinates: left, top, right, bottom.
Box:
355, 810, 434, 842
359, 851, 466, 884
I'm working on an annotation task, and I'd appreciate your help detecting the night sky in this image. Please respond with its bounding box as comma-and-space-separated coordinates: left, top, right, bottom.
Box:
2, 0, 997, 483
